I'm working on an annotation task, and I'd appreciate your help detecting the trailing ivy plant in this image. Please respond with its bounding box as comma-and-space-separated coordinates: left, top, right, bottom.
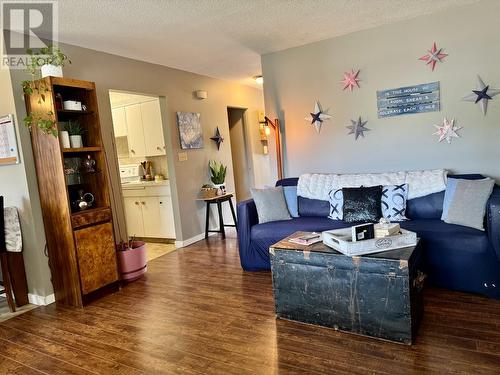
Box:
21, 46, 71, 137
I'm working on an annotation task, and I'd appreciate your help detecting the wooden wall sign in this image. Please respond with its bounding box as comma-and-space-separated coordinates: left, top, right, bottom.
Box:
0, 114, 20, 165
377, 82, 440, 118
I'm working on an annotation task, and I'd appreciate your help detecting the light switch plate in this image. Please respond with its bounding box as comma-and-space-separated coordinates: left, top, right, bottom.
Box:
178, 152, 188, 161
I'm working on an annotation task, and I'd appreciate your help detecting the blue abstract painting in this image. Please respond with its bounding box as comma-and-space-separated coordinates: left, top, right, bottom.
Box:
377, 82, 440, 118
177, 112, 204, 149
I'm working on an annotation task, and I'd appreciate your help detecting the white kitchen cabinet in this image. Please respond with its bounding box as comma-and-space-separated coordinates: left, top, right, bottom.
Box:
141, 100, 166, 156
141, 197, 162, 237
111, 107, 128, 137
158, 196, 175, 238
125, 104, 146, 157
122, 184, 175, 239
124, 197, 145, 237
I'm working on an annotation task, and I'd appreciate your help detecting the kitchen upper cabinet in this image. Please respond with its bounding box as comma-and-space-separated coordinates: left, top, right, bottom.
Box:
125, 104, 146, 157
124, 197, 144, 237
111, 107, 128, 137
141, 100, 166, 156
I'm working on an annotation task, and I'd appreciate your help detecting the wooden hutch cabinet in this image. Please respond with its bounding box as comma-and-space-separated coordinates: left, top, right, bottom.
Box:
25, 77, 118, 307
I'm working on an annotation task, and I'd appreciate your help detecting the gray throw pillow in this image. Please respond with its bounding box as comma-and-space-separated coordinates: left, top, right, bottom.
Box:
441, 178, 495, 230
251, 186, 291, 224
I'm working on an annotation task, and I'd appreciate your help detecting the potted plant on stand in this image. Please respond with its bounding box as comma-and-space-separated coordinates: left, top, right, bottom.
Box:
65, 120, 84, 148
209, 160, 227, 195
27, 45, 71, 78
116, 237, 148, 282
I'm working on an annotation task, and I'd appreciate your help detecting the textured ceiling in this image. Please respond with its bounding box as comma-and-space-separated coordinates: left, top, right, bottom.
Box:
54, 0, 479, 88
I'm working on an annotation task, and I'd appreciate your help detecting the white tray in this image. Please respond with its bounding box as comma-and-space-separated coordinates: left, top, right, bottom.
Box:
323, 227, 417, 256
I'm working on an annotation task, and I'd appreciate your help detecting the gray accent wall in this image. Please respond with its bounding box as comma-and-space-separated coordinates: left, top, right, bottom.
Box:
262, 0, 500, 182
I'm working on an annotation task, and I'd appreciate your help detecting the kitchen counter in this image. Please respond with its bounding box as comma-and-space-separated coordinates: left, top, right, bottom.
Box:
121, 180, 169, 189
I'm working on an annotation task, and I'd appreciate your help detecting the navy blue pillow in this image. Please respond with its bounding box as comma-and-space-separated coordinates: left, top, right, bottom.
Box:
298, 196, 330, 217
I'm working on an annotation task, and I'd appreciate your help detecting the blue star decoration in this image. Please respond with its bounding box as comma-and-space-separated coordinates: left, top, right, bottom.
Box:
347, 117, 370, 140
210, 127, 224, 150
463, 75, 500, 115
304, 101, 332, 133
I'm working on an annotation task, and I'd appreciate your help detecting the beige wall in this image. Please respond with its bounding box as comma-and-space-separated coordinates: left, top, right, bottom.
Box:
262, 0, 500, 182
1, 62, 53, 299
8, 41, 267, 251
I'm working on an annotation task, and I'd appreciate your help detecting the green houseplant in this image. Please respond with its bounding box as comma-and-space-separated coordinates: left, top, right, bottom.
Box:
209, 160, 227, 187
21, 46, 72, 137
65, 120, 84, 148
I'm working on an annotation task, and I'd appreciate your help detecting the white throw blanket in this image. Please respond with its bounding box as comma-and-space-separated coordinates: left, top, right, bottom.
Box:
4, 207, 22, 252
297, 169, 448, 200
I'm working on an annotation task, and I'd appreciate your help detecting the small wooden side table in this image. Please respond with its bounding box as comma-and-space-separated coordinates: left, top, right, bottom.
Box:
197, 193, 237, 239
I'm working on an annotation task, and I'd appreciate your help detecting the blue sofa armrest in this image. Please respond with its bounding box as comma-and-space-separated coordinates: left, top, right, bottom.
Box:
236, 199, 259, 269
487, 186, 500, 261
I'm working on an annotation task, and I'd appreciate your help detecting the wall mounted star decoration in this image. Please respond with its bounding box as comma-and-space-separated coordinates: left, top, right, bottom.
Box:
462, 75, 500, 115
419, 42, 448, 71
210, 127, 224, 150
347, 117, 370, 140
341, 69, 361, 91
304, 101, 332, 133
433, 117, 462, 144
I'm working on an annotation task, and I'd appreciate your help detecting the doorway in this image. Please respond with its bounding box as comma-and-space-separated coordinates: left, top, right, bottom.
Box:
227, 107, 253, 202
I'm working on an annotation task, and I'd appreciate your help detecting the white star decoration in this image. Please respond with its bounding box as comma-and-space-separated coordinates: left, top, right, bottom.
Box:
433, 117, 462, 144
462, 75, 500, 115
304, 101, 332, 133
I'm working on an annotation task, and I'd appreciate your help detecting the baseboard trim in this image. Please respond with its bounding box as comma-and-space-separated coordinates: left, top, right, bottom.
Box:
28, 293, 55, 306
175, 232, 215, 248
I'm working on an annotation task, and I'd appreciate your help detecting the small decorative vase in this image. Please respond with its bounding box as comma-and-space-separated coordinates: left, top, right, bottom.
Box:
59, 130, 70, 148
213, 183, 226, 195
70, 135, 83, 148
41, 64, 63, 78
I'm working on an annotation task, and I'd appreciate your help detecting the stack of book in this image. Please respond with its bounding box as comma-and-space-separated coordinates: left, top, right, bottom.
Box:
289, 232, 322, 245
374, 223, 401, 238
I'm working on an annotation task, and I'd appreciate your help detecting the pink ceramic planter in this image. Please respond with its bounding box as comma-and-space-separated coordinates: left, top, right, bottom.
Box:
116, 241, 148, 281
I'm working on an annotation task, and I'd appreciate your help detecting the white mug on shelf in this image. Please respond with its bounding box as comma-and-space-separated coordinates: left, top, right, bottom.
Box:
59, 130, 71, 148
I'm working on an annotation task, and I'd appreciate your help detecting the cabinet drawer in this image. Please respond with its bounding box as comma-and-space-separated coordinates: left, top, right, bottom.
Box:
72, 207, 112, 228
74, 222, 118, 294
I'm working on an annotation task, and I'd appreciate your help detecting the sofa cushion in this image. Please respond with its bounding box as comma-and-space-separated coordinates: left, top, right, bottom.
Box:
250, 187, 291, 224
442, 178, 494, 231
283, 186, 299, 217
342, 186, 383, 223
298, 196, 330, 217
406, 191, 444, 219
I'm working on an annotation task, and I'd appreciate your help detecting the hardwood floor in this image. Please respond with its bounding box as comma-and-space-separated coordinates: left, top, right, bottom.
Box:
0, 230, 499, 374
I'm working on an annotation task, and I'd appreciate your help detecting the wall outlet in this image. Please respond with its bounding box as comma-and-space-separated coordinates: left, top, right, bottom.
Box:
178, 152, 188, 162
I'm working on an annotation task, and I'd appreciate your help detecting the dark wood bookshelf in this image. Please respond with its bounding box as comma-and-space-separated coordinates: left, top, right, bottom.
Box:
25, 76, 119, 307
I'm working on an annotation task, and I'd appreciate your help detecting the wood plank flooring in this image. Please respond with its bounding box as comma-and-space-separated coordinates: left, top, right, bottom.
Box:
0, 231, 499, 374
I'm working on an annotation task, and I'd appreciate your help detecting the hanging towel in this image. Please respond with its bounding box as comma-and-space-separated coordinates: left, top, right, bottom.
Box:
4, 207, 22, 252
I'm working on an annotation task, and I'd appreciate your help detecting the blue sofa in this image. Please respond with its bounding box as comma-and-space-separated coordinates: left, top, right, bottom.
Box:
237, 175, 500, 299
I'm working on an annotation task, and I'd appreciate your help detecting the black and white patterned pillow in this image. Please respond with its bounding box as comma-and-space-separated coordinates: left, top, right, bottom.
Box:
381, 184, 409, 221
328, 188, 344, 220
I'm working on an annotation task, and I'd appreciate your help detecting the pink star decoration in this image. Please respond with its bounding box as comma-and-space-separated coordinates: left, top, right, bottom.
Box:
433, 117, 462, 144
419, 42, 448, 71
341, 69, 361, 91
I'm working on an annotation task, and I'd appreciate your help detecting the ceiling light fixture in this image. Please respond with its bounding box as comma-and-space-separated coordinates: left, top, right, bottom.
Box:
254, 75, 264, 84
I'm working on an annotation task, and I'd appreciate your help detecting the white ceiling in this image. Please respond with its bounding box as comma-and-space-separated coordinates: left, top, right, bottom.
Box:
55, 0, 478, 88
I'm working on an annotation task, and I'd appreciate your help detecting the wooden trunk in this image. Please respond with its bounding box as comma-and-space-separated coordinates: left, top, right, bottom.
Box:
269, 233, 424, 344
25, 77, 118, 307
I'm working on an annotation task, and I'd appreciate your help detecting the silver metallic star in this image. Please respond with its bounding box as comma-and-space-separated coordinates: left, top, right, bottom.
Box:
304, 101, 332, 133
433, 117, 462, 144
462, 75, 500, 115
347, 117, 370, 140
